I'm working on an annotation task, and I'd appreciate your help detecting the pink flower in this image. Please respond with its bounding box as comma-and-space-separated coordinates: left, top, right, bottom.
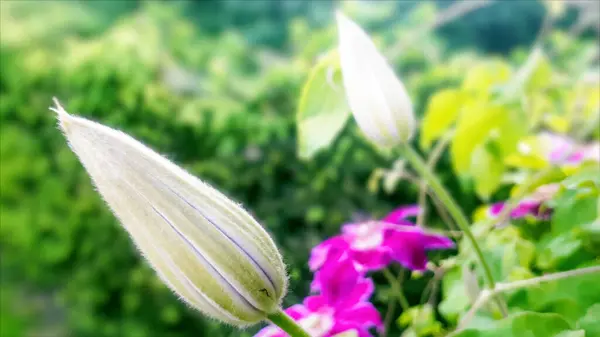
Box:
309, 206, 454, 272
542, 133, 600, 165
255, 255, 382, 337
488, 184, 558, 221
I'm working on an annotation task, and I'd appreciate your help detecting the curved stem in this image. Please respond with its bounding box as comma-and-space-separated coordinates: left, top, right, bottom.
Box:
267, 309, 312, 337
383, 268, 410, 310
382, 269, 409, 337
399, 144, 507, 317
458, 266, 600, 330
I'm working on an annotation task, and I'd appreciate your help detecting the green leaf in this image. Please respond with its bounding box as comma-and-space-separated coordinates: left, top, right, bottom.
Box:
470, 143, 504, 200
397, 304, 444, 336
561, 164, 600, 190
536, 232, 585, 270
296, 49, 350, 159
439, 267, 472, 322
451, 103, 507, 174
449, 312, 572, 337
462, 61, 512, 97
551, 194, 598, 235
576, 304, 600, 336
420, 89, 463, 149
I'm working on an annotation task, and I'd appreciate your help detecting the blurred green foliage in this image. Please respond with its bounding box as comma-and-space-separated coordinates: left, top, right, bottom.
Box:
1, 1, 599, 337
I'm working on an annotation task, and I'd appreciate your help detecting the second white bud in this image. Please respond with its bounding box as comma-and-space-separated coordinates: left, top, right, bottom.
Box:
336, 11, 416, 147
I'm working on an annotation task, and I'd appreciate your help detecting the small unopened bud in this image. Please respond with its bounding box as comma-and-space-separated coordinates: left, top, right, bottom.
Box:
336, 11, 416, 147
51, 99, 287, 326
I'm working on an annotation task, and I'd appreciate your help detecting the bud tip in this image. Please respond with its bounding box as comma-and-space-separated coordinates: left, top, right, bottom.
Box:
49, 97, 72, 130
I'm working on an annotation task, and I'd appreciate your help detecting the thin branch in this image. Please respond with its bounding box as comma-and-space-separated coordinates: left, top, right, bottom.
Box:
388, 0, 494, 59
417, 132, 453, 227
457, 266, 600, 330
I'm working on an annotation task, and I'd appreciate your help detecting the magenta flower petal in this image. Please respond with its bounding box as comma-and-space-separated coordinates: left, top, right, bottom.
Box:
510, 200, 541, 218
254, 325, 285, 337
335, 302, 383, 330
383, 226, 453, 271
342, 277, 375, 306
315, 255, 364, 306
488, 202, 505, 216
304, 295, 328, 312
285, 304, 310, 320
309, 236, 349, 271
489, 200, 546, 220
381, 205, 421, 224
422, 233, 455, 250
351, 248, 392, 271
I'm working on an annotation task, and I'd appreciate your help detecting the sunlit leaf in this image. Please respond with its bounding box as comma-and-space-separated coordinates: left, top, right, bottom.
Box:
296, 49, 350, 159
451, 103, 507, 174
462, 60, 512, 98
420, 89, 463, 149
397, 304, 444, 336
470, 144, 504, 200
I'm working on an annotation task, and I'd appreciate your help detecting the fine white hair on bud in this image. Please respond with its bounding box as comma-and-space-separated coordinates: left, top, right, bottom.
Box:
50, 98, 287, 326
336, 11, 416, 147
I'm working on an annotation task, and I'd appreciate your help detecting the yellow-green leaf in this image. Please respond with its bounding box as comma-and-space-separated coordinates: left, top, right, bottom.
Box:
462, 60, 512, 97
451, 103, 507, 174
420, 89, 463, 149
470, 144, 504, 200
296, 49, 350, 159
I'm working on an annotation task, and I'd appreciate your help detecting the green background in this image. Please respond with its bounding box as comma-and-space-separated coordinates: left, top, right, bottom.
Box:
0, 1, 597, 337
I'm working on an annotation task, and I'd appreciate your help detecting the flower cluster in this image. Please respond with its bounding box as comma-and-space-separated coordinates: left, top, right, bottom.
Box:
489, 133, 599, 224
541, 132, 599, 166
310, 206, 455, 273
256, 206, 454, 337
487, 184, 559, 221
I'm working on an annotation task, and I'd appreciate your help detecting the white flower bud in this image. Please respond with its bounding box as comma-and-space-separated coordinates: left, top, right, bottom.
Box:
336, 11, 416, 147
51, 99, 287, 326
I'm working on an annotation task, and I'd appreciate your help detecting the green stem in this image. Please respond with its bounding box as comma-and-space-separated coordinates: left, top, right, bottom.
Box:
399, 144, 508, 317
267, 310, 312, 337
458, 266, 600, 330
383, 269, 410, 310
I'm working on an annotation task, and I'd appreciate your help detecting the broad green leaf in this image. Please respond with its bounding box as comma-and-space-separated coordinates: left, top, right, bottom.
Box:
296, 49, 350, 159
397, 304, 443, 336
470, 144, 504, 200
561, 164, 600, 189
536, 233, 583, 270
462, 60, 512, 97
420, 89, 463, 149
439, 267, 471, 322
576, 304, 600, 336
451, 103, 508, 174
449, 312, 572, 337
551, 194, 598, 235
502, 48, 552, 98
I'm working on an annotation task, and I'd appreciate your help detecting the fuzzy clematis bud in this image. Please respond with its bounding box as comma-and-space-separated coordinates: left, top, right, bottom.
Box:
336, 11, 416, 147
51, 99, 287, 326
